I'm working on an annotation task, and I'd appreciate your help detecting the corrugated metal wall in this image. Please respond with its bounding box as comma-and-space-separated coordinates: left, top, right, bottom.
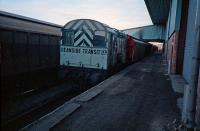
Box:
168, 0, 182, 36
176, 0, 189, 74
164, 9, 170, 58
196, 67, 200, 127
165, 11, 170, 41
142, 25, 165, 40
165, 0, 182, 74
182, 0, 198, 83
195, 0, 200, 127
122, 25, 165, 42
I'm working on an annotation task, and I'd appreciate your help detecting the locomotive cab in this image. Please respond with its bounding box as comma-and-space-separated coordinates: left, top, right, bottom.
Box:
60, 19, 108, 70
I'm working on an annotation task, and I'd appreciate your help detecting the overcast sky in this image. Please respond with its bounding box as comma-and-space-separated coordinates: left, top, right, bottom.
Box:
0, 0, 152, 29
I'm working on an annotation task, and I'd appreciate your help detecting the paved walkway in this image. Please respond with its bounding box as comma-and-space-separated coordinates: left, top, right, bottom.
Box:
50, 54, 181, 131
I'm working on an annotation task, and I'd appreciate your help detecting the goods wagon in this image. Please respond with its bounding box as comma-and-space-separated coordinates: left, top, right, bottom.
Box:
0, 11, 62, 98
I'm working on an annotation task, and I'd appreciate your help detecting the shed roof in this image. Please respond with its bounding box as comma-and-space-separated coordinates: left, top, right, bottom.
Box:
144, 0, 170, 25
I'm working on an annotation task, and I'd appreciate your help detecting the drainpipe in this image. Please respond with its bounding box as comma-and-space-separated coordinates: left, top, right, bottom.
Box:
184, 0, 200, 129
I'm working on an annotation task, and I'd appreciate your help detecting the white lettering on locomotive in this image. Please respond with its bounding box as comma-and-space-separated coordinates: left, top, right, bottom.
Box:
61, 47, 107, 55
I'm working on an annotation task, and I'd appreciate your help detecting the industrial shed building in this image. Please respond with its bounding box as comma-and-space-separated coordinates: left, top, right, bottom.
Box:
144, 0, 200, 129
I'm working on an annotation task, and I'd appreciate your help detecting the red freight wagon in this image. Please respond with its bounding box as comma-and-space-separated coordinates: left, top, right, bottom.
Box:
127, 35, 135, 63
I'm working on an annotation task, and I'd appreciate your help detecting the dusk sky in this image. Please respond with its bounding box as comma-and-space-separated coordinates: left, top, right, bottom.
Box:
0, 0, 152, 29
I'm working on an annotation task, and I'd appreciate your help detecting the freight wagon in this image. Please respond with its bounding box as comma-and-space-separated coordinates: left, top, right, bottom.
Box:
0, 11, 62, 99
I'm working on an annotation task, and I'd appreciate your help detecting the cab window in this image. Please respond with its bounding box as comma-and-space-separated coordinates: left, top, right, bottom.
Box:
93, 31, 106, 48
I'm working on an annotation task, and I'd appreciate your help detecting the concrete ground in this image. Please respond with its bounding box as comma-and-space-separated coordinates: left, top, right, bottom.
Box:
48, 54, 182, 131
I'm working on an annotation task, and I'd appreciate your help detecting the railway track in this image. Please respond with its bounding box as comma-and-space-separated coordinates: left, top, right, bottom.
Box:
2, 81, 88, 131
2, 65, 125, 131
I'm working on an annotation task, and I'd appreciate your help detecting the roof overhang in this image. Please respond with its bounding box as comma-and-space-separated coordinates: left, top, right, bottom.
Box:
144, 0, 170, 25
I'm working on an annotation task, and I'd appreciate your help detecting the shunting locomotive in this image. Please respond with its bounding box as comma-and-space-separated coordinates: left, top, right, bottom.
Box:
60, 19, 156, 86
